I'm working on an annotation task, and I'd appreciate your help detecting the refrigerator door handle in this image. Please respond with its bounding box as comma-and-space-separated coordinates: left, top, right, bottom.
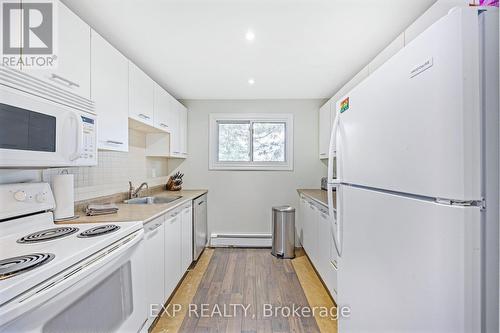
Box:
328, 183, 343, 257
327, 109, 340, 183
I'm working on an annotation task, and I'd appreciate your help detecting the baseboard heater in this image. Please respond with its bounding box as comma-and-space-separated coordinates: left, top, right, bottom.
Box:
210, 233, 272, 247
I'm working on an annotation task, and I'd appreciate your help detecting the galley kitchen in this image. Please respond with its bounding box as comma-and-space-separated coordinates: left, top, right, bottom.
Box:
0, 0, 499, 332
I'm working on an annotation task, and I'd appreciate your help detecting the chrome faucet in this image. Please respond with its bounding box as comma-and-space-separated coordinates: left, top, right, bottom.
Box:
129, 181, 149, 199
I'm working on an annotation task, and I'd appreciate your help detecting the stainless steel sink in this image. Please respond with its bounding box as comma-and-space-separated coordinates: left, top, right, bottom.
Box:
124, 196, 182, 204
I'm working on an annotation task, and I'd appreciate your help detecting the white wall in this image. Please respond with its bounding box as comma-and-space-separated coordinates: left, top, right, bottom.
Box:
178, 99, 326, 236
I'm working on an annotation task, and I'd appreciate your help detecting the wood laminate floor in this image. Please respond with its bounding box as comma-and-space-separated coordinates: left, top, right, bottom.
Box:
152, 248, 336, 333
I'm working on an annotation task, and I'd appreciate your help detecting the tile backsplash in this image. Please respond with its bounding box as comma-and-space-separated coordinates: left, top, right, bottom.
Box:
1, 129, 177, 202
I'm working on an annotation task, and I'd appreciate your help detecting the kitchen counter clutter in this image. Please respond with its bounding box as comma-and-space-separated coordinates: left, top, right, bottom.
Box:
56, 189, 207, 225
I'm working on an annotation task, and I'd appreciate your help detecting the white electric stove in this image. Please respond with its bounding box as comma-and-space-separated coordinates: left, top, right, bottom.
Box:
0, 183, 148, 332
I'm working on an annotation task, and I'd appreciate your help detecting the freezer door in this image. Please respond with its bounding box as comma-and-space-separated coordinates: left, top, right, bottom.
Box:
337, 185, 481, 333
335, 8, 481, 200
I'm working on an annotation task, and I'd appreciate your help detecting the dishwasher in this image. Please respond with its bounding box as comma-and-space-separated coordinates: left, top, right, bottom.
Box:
193, 194, 207, 260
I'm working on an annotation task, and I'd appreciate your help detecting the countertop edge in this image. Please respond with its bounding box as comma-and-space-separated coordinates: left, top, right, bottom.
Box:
141, 191, 207, 224
297, 189, 328, 207
56, 190, 208, 225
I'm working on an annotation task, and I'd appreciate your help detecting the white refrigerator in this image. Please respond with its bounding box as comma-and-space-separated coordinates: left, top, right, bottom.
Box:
326, 7, 498, 333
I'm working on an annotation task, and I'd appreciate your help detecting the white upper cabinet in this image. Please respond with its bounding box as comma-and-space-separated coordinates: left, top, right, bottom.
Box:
25, 1, 91, 99
179, 104, 188, 156
169, 99, 182, 157
128, 61, 154, 126
319, 100, 331, 159
91, 30, 129, 152
153, 83, 171, 132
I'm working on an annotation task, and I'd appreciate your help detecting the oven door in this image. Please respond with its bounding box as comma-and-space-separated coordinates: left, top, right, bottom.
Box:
0, 230, 148, 333
0, 83, 97, 167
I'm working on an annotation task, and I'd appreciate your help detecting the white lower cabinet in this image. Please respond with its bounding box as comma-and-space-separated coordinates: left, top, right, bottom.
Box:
141, 198, 199, 329
164, 208, 182, 297
303, 200, 319, 265
144, 217, 166, 305
299, 194, 338, 302
181, 203, 193, 272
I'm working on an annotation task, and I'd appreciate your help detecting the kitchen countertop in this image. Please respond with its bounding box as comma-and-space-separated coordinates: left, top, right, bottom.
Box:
297, 189, 335, 208
56, 190, 207, 225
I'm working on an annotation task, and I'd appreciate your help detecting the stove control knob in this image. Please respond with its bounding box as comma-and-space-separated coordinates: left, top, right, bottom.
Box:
35, 193, 46, 203
14, 190, 27, 202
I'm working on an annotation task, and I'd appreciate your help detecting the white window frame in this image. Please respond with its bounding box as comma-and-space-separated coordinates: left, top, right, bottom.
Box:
209, 113, 294, 171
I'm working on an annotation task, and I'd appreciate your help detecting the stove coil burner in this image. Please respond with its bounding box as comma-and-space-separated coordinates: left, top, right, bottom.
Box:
17, 227, 79, 244
78, 224, 120, 238
0, 253, 55, 280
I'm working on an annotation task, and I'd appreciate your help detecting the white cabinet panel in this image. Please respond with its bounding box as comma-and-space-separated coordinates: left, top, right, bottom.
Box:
128, 62, 154, 126
164, 208, 182, 297
303, 200, 319, 265
179, 104, 188, 156
91, 30, 128, 152
319, 100, 331, 159
297, 196, 307, 245
144, 217, 166, 306
153, 83, 171, 132
181, 203, 193, 272
316, 206, 330, 279
25, 1, 91, 98
168, 99, 182, 158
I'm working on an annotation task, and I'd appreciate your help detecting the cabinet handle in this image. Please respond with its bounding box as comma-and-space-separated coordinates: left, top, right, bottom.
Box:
106, 140, 123, 145
138, 113, 151, 120
50, 73, 80, 88
331, 259, 338, 270
320, 153, 327, 156
148, 222, 162, 231
160, 123, 168, 128
198, 201, 204, 205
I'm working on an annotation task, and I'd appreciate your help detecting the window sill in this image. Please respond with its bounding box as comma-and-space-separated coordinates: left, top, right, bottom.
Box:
209, 162, 293, 171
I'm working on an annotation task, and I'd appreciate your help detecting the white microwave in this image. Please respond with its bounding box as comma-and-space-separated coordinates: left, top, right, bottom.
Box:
0, 67, 97, 168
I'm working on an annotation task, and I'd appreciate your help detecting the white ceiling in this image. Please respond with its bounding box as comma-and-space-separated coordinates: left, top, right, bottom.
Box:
63, 0, 436, 99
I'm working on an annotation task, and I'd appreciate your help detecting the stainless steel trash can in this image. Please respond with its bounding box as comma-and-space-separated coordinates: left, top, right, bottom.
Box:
271, 206, 295, 259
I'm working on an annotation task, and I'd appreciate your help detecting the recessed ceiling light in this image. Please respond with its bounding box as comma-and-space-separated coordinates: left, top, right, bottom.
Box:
248, 78, 255, 85
245, 30, 255, 41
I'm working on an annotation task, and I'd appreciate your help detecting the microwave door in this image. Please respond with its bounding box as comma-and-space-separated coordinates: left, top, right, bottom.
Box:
0, 84, 96, 167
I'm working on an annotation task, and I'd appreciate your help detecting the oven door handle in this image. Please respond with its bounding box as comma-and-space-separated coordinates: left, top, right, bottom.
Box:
0, 229, 144, 327
68, 111, 83, 161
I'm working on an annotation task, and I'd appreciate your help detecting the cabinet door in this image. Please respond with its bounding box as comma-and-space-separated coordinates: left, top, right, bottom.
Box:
179, 105, 188, 156
329, 219, 338, 299
91, 30, 129, 151
168, 99, 181, 157
26, 1, 91, 98
144, 218, 165, 305
319, 100, 331, 159
164, 209, 182, 298
153, 83, 171, 132
128, 62, 154, 126
317, 206, 331, 282
181, 203, 193, 272
297, 196, 308, 246
304, 201, 319, 266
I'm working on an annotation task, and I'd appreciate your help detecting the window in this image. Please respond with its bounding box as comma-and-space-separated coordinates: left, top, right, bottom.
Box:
209, 113, 293, 170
